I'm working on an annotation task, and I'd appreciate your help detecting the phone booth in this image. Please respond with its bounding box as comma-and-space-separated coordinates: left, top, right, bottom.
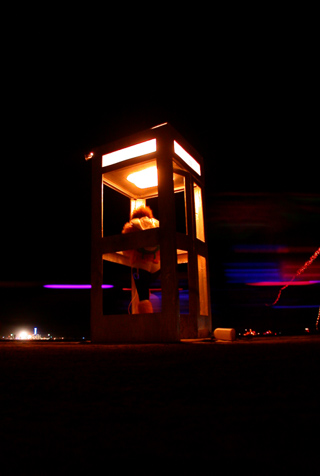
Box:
88, 123, 211, 343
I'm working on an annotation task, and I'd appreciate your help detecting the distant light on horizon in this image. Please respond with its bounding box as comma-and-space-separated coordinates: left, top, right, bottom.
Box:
19, 331, 32, 340
43, 284, 114, 289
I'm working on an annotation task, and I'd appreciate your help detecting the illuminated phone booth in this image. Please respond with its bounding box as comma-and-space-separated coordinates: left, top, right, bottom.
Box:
88, 123, 211, 343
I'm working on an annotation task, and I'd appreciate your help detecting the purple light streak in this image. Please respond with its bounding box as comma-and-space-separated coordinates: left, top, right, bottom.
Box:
43, 284, 113, 289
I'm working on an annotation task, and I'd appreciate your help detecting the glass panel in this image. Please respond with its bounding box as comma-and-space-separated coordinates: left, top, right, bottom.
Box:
103, 185, 129, 237
175, 190, 187, 235
194, 184, 205, 242
198, 255, 208, 315
103, 260, 131, 315
129, 249, 162, 314
178, 260, 189, 315
131, 198, 146, 217
172, 165, 187, 235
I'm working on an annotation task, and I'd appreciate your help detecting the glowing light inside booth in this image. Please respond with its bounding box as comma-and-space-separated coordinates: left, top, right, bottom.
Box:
102, 139, 156, 167
127, 166, 158, 189
174, 141, 201, 176
194, 184, 205, 241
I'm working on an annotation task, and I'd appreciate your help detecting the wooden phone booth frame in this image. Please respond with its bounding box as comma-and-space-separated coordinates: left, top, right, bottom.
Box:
89, 123, 211, 343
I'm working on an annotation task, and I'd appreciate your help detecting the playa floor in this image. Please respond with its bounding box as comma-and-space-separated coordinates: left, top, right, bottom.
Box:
1, 335, 319, 475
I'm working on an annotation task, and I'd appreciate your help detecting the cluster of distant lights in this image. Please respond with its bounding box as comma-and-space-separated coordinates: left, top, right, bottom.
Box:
239, 328, 313, 337
3, 328, 53, 340
17, 330, 47, 340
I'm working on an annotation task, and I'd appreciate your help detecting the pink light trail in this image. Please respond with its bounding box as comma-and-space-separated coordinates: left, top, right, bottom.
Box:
43, 284, 113, 289
268, 246, 320, 306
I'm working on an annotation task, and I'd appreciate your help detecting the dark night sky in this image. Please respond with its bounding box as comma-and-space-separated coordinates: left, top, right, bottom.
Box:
1, 9, 319, 337
3, 67, 318, 282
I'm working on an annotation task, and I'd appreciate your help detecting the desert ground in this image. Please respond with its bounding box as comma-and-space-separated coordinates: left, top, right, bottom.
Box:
1, 336, 319, 475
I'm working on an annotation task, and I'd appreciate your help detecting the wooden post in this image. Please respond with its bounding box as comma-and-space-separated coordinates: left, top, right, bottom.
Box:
156, 130, 180, 341
90, 154, 103, 342
185, 175, 199, 338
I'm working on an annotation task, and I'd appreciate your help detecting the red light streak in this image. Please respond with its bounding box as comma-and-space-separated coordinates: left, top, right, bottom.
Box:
122, 288, 183, 292
250, 280, 320, 286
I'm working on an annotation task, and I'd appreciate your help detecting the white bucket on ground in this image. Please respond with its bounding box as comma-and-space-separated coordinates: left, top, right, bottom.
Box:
213, 328, 236, 341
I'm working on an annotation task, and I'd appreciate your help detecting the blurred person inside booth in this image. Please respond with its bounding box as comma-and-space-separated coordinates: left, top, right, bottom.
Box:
122, 206, 160, 313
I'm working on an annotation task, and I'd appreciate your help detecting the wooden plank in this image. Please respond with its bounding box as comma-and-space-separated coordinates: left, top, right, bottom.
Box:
101, 228, 160, 253
195, 239, 208, 258
102, 252, 131, 266
103, 249, 188, 266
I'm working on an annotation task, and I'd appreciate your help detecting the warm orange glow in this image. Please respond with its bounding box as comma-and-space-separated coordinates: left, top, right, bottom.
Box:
127, 166, 158, 189
174, 141, 201, 176
102, 139, 156, 167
